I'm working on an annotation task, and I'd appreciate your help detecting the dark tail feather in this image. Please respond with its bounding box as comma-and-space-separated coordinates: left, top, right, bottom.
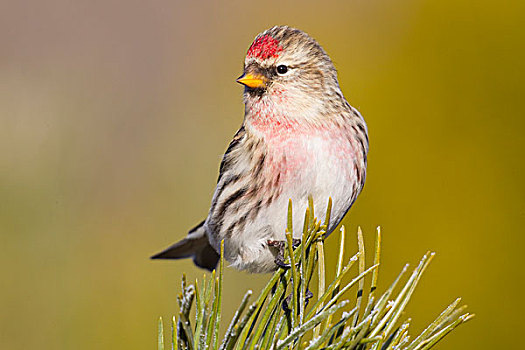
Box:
150, 221, 220, 272
191, 243, 220, 272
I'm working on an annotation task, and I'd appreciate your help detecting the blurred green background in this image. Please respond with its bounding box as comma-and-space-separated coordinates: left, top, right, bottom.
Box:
1, 0, 524, 349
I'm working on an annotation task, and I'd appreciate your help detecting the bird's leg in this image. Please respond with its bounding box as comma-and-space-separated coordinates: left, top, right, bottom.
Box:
267, 239, 313, 312
267, 240, 289, 268
267, 239, 301, 268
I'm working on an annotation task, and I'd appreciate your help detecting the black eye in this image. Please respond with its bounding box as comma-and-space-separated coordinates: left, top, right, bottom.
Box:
276, 65, 288, 75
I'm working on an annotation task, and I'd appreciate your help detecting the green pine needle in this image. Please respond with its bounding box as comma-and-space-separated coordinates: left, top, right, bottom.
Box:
159, 201, 473, 350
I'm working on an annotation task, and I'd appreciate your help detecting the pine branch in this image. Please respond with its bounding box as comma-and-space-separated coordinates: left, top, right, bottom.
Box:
158, 202, 473, 350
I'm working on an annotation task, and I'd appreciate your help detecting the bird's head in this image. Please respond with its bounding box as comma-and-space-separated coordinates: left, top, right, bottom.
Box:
238, 26, 342, 122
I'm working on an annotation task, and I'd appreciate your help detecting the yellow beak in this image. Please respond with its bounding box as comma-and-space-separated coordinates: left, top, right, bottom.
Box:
236, 73, 266, 88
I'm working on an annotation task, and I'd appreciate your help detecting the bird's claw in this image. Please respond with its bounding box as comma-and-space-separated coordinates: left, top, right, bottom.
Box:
267, 239, 301, 269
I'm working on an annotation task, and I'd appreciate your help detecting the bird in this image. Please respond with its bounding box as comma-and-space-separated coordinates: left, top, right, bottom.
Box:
151, 26, 368, 273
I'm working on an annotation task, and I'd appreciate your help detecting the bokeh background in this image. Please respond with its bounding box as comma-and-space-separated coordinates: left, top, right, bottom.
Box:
1, 0, 524, 349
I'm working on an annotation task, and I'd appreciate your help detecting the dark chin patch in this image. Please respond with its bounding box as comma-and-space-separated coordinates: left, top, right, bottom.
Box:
246, 86, 267, 97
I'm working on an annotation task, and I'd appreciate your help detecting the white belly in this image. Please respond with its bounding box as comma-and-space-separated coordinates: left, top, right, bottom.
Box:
221, 134, 360, 272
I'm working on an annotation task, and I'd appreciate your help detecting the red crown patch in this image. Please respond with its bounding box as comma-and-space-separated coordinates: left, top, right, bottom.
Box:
247, 35, 283, 60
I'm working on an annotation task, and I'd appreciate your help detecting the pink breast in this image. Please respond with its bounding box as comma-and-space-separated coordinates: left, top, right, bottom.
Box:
255, 120, 356, 184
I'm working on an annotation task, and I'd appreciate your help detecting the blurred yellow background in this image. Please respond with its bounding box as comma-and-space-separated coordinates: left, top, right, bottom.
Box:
1, 0, 524, 349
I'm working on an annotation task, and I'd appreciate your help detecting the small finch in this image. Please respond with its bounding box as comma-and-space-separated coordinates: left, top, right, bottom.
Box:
152, 26, 368, 273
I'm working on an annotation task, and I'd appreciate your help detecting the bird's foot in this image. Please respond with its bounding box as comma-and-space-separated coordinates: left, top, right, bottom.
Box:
282, 288, 314, 313
267, 239, 301, 268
